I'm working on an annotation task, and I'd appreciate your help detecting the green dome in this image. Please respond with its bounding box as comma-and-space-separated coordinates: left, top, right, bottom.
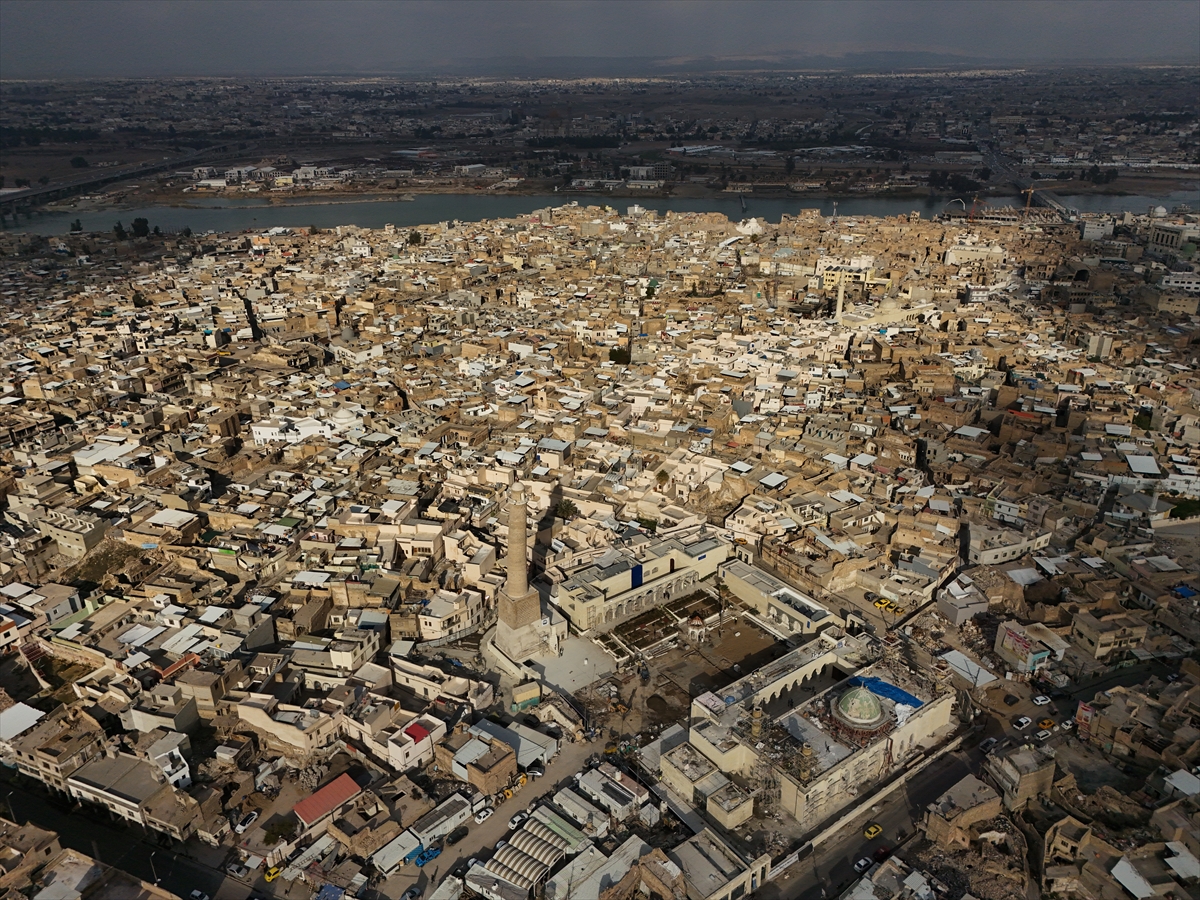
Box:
835, 686, 884, 727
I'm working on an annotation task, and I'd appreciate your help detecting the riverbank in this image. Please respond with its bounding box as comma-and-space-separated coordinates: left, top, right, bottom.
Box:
13, 186, 1199, 238
43, 171, 1198, 217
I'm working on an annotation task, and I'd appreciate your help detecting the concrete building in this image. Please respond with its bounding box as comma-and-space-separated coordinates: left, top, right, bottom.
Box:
720, 559, 841, 637
921, 774, 1002, 849
1070, 609, 1149, 661
118, 684, 200, 734
667, 828, 771, 900
984, 746, 1056, 810
67, 752, 199, 840
552, 532, 729, 632
994, 620, 1069, 674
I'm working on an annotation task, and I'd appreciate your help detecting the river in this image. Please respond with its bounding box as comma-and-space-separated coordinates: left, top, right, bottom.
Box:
9, 188, 1199, 236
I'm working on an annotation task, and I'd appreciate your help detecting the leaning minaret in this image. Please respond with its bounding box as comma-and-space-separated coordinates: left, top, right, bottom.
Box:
495, 483, 543, 661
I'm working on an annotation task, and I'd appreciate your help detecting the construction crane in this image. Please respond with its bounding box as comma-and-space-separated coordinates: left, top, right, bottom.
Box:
968, 195, 988, 222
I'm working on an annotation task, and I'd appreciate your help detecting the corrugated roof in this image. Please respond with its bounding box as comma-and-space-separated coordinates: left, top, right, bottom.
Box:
293, 773, 361, 825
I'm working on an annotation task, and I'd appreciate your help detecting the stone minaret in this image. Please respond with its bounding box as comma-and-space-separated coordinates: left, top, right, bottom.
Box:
496, 484, 543, 663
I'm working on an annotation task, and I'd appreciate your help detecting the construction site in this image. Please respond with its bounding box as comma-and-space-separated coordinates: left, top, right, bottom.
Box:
578, 605, 790, 744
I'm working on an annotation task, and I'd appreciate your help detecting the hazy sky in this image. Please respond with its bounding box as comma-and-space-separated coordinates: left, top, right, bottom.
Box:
2, 0, 1198, 78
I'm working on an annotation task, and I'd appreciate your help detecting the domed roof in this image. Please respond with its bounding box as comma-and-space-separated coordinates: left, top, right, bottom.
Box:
835, 686, 884, 727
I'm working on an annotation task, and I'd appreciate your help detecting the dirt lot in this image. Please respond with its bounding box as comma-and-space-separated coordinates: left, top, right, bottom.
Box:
581, 612, 787, 740
0, 653, 42, 704
56, 538, 151, 590
1052, 738, 1137, 792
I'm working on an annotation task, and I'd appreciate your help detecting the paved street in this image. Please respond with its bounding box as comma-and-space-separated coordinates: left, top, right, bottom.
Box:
4, 659, 1174, 900
2, 771, 236, 900
371, 733, 605, 900
758, 744, 976, 900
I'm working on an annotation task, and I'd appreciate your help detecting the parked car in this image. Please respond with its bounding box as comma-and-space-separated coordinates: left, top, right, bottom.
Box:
854, 858, 874, 874
234, 810, 259, 834
1002, 694, 1020, 707
1035, 729, 1052, 741
1014, 716, 1032, 730
415, 847, 441, 867
1037, 718, 1055, 730
189, 892, 210, 900
1060, 719, 1074, 730
979, 737, 998, 754
863, 822, 882, 840
1032, 695, 1051, 706
475, 808, 493, 824
401, 888, 422, 900
873, 597, 888, 608
264, 866, 282, 883
874, 845, 892, 862
509, 811, 530, 830
226, 863, 250, 879
447, 826, 470, 846
527, 763, 545, 778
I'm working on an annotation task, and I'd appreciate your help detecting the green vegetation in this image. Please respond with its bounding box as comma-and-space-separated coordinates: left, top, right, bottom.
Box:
554, 499, 580, 519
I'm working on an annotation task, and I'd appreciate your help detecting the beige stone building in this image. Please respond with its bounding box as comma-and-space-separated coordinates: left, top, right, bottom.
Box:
684, 635, 956, 833
922, 774, 1002, 849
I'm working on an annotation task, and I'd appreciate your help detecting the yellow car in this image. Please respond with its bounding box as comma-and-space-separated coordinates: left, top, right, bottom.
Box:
893, 606, 907, 617
873, 597, 889, 609
863, 822, 882, 840
264, 866, 282, 883
1037, 718, 1055, 730
882, 600, 897, 613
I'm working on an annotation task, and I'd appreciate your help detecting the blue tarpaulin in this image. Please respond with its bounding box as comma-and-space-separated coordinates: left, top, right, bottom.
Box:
844, 676, 923, 708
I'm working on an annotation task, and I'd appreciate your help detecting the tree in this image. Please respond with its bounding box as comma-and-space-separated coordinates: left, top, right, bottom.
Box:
70, 219, 83, 233
70, 156, 89, 168
555, 499, 580, 519
38, 175, 49, 185
608, 346, 631, 365
655, 469, 669, 487
130, 218, 150, 238
407, 230, 422, 246
113, 221, 127, 240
